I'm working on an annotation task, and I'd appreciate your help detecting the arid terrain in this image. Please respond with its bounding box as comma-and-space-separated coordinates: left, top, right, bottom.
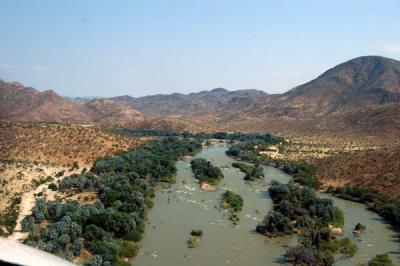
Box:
1, 55, 400, 238
315, 148, 400, 199
0, 121, 147, 165
0, 122, 148, 236
3, 56, 400, 143
256, 136, 400, 200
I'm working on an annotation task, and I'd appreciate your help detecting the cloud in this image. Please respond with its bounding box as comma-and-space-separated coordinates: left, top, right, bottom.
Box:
383, 42, 400, 54
31, 64, 47, 72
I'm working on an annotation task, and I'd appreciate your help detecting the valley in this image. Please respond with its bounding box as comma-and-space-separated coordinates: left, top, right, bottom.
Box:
1, 56, 400, 266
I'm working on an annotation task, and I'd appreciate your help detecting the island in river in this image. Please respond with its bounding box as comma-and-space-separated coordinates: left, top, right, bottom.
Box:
132, 142, 400, 266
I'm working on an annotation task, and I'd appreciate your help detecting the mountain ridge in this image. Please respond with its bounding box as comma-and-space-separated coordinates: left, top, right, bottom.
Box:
1, 55, 400, 140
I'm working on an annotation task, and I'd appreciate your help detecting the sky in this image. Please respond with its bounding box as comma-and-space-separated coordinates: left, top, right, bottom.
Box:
1, 0, 400, 97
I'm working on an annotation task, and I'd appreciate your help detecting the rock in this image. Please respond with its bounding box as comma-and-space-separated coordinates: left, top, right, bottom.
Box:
329, 224, 343, 235
201, 182, 217, 191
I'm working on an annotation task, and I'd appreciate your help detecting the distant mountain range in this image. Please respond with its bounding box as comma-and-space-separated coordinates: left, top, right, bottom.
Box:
1, 55, 400, 139
0, 80, 145, 126
111, 87, 270, 116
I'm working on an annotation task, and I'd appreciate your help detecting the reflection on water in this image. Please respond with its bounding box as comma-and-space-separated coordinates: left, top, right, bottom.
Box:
133, 144, 399, 266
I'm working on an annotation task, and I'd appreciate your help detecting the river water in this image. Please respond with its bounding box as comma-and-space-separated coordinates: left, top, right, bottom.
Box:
133, 143, 399, 266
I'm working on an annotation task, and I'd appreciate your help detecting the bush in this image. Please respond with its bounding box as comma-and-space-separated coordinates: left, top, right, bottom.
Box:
368, 253, 394, 266
124, 230, 142, 242
257, 211, 293, 235
118, 240, 139, 257
48, 183, 57, 191
116, 259, 131, 266
187, 236, 201, 248
221, 191, 243, 212
72, 239, 84, 256
83, 224, 107, 242
21, 216, 35, 232
190, 229, 203, 237
89, 241, 119, 264
91, 255, 103, 266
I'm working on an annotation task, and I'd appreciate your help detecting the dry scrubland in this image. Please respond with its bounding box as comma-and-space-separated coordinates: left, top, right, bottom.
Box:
316, 148, 400, 199
0, 121, 147, 236
261, 135, 400, 200
0, 121, 148, 165
0, 161, 79, 213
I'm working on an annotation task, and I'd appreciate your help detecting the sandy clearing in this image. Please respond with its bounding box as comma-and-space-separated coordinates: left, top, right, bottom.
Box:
8, 167, 84, 242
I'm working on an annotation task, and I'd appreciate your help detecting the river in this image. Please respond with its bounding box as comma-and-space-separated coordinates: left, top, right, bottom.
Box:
133, 143, 399, 266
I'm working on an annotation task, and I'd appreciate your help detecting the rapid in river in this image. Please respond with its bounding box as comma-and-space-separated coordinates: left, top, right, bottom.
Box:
133, 143, 399, 266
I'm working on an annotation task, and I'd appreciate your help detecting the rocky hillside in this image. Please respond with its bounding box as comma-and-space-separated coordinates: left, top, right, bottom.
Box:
0, 80, 145, 126
111, 88, 271, 116
316, 148, 400, 199
0, 80, 91, 122
0, 121, 148, 164
84, 98, 145, 126
2, 56, 400, 140
206, 56, 400, 140
278, 56, 400, 117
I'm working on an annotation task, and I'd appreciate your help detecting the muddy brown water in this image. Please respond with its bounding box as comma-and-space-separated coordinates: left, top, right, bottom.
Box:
133, 144, 399, 266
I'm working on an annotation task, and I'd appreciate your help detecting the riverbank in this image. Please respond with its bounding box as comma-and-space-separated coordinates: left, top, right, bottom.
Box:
134, 144, 400, 266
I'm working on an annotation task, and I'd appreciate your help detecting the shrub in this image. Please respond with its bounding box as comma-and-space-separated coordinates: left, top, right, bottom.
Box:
116, 259, 131, 266
368, 253, 394, 266
72, 239, 84, 256
124, 230, 142, 242
21, 216, 35, 232
190, 229, 203, 236
221, 191, 243, 212
89, 241, 119, 264
83, 224, 107, 242
91, 255, 103, 266
48, 183, 58, 191
257, 211, 293, 235
118, 240, 139, 257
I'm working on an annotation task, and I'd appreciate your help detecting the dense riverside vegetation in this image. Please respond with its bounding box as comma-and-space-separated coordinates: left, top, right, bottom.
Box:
257, 180, 355, 265
116, 129, 285, 144
225, 135, 400, 231
231, 162, 264, 181
21, 137, 202, 265
328, 186, 400, 228
277, 160, 320, 189
226, 138, 320, 189
190, 158, 224, 185
257, 180, 344, 236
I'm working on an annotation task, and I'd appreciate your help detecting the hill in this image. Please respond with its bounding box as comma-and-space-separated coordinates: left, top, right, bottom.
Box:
84, 98, 145, 127
0, 80, 145, 126
0, 121, 147, 165
207, 56, 400, 141
2, 56, 400, 141
316, 148, 400, 199
111, 88, 270, 116
0, 80, 91, 122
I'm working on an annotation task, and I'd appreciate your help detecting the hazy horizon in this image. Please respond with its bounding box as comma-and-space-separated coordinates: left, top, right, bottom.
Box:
1, 0, 400, 97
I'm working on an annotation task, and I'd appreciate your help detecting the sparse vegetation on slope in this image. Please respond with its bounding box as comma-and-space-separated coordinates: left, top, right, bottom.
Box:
316, 148, 400, 199
0, 121, 147, 165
